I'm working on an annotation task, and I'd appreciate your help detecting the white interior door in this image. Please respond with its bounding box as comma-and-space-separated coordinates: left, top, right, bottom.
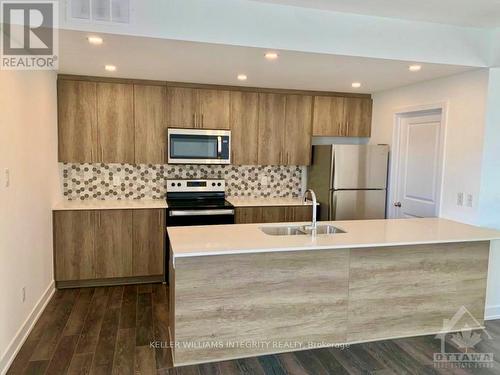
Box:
394, 112, 442, 218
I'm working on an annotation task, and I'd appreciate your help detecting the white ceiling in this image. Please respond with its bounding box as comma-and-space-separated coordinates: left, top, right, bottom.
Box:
59, 30, 476, 93
252, 0, 500, 28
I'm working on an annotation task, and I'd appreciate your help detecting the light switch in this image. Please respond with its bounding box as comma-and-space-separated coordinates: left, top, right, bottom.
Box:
4, 168, 9, 188
456, 192, 464, 206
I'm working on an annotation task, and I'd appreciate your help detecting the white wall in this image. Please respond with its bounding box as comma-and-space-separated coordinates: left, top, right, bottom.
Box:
0, 71, 60, 372
370, 69, 489, 224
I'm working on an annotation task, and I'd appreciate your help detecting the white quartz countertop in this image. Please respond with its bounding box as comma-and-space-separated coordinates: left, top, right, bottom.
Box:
227, 197, 316, 207
168, 218, 500, 259
53, 199, 168, 211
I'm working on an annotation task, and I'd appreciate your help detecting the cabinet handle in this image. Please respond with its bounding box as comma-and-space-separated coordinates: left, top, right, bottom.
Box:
90, 148, 93, 162
193, 113, 196, 128
100, 146, 104, 162
346, 121, 350, 136
158, 210, 161, 225
98, 212, 101, 227
279, 151, 282, 165
201, 113, 204, 128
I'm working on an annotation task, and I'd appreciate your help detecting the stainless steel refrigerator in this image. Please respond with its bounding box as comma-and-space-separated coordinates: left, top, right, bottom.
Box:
308, 145, 389, 221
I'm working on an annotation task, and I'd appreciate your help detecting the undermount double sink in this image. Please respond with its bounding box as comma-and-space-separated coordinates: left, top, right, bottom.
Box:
260, 224, 346, 236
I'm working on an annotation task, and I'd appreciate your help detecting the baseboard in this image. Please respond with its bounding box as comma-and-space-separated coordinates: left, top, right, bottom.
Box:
485, 304, 500, 321
0, 281, 55, 375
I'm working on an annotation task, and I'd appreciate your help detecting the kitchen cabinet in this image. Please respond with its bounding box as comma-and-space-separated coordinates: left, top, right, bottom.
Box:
94, 210, 133, 278
53, 210, 95, 281
57, 80, 97, 162
97, 82, 135, 163
257, 93, 287, 165
167, 86, 230, 129
134, 85, 166, 164
312, 96, 372, 137
284, 95, 313, 165
235, 206, 313, 224
132, 209, 165, 276
230, 91, 259, 165
53, 209, 165, 286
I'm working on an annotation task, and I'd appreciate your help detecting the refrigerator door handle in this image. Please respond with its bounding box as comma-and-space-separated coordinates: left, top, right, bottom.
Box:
328, 190, 336, 221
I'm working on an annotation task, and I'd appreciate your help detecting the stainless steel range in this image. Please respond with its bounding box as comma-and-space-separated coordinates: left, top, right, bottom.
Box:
164, 179, 235, 281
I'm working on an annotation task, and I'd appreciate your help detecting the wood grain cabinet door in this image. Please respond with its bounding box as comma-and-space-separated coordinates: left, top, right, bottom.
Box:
344, 97, 373, 137
132, 209, 165, 276
54, 210, 95, 281
94, 210, 133, 278
134, 85, 166, 164
230, 91, 259, 165
258, 93, 286, 165
166, 87, 197, 128
312, 96, 345, 136
197, 89, 231, 129
285, 206, 313, 222
234, 207, 263, 224
284, 95, 313, 165
97, 83, 134, 163
57, 80, 97, 163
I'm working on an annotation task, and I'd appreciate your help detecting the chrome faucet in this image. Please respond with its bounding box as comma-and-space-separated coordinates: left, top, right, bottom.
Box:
303, 189, 317, 231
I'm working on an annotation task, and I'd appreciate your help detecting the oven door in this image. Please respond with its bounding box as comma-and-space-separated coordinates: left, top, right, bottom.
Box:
168, 128, 231, 164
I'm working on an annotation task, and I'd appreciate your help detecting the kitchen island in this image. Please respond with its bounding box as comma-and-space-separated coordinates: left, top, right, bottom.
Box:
167, 218, 500, 367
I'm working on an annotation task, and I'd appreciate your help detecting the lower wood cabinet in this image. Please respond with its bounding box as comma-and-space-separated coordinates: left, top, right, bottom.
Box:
54, 209, 165, 285
235, 206, 313, 224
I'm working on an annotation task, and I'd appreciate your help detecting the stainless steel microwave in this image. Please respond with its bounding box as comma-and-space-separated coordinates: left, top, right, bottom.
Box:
167, 128, 231, 164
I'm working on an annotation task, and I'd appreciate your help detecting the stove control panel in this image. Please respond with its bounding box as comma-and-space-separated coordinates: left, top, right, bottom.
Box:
166, 179, 226, 193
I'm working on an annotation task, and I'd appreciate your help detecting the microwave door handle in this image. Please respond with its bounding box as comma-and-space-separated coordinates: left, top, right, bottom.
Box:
217, 136, 222, 156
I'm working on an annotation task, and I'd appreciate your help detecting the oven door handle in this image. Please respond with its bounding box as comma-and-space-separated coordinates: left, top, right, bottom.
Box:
169, 209, 234, 217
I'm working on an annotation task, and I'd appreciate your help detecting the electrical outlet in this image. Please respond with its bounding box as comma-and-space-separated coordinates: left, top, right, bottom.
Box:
22, 287, 26, 303
466, 193, 473, 208
4, 168, 10, 188
457, 192, 464, 206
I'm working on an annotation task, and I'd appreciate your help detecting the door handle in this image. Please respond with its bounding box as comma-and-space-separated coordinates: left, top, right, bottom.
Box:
394, 202, 402, 207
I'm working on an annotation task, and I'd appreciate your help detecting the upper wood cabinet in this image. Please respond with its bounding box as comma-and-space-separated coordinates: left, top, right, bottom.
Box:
230, 91, 259, 165
284, 95, 313, 165
167, 87, 231, 129
344, 97, 372, 137
57, 80, 97, 163
97, 83, 135, 163
312, 96, 372, 137
257, 93, 287, 165
134, 85, 166, 164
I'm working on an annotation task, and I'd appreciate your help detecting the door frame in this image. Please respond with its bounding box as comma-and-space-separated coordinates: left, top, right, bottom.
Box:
388, 102, 448, 219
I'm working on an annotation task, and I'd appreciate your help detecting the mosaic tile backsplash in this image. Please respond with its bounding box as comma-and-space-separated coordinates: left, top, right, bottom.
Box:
61, 163, 303, 200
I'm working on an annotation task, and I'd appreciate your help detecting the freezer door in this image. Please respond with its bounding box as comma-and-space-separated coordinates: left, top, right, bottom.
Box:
331, 190, 387, 220
333, 145, 389, 189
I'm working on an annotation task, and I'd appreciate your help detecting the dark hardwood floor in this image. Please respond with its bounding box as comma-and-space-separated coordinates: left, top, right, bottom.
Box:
7, 284, 500, 375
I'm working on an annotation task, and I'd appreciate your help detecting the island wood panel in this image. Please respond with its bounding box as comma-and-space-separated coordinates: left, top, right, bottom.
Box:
344, 97, 372, 137
173, 249, 350, 365
284, 95, 313, 165
132, 209, 165, 276
57, 80, 97, 162
53, 210, 95, 281
347, 241, 490, 343
96, 82, 135, 163
286, 206, 313, 222
134, 85, 166, 164
234, 206, 312, 224
197, 89, 231, 129
94, 210, 133, 278
312, 96, 345, 136
166, 87, 197, 128
229, 91, 259, 165
257, 93, 286, 165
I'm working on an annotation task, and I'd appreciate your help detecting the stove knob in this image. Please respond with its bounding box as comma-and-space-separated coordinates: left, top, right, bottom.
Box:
212, 182, 216, 186
177, 183, 181, 187
170, 182, 175, 187
217, 182, 222, 186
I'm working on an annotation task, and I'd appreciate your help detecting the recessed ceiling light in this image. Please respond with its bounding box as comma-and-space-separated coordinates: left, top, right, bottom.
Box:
409, 64, 422, 72
105, 65, 117, 72
351, 82, 361, 88
237, 74, 247, 81
87, 36, 103, 45
265, 52, 279, 60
